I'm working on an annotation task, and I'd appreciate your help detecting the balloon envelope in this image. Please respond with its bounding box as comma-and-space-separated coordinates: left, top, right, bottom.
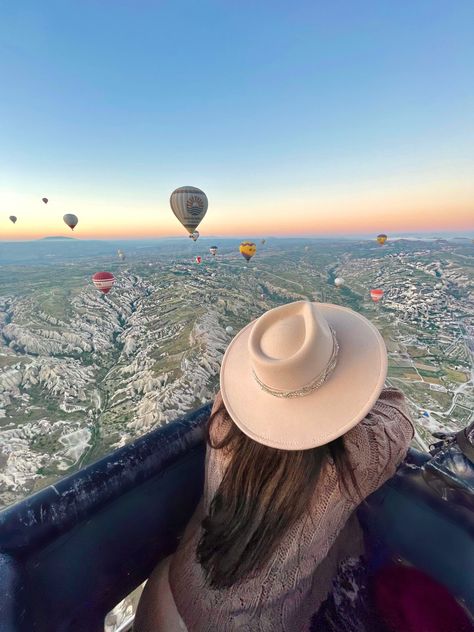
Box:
170, 186, 208, 234
370, 288, 384, 302
63, 214, 79, 230
376, 234, 388, 245
209, 246, 218, 256
195, 256, 202, 264
334, 277, 345, 287
261, 239, 266, 245
240, 241, 257, 261
189, 231, 200, 242
92, 272, 115, 294
9, 215, 17, 224
42, 198, 48, 204
225, 326, 234, 334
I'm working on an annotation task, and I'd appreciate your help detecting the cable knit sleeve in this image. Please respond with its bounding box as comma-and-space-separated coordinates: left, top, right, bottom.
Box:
343, 387, 415, 500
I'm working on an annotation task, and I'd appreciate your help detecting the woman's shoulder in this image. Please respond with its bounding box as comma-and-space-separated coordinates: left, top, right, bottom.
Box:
342, 387, 415, 498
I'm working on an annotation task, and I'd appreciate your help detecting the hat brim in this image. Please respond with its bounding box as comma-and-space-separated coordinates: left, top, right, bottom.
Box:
220, 303, 387, 450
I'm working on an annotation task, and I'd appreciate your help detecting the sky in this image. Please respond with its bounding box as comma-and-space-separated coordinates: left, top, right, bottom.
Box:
1, 0, 473, 241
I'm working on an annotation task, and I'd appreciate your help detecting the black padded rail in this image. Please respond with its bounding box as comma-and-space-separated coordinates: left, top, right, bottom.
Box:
0, 405, 210, 632
1, 410, 473, 632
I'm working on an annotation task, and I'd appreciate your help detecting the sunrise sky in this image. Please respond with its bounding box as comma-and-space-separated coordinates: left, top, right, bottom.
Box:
1, 1, 473, 241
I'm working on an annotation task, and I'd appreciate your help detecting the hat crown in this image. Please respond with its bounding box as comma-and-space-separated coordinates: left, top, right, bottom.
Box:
260, 314, 305, 359
249, 301, 335, 393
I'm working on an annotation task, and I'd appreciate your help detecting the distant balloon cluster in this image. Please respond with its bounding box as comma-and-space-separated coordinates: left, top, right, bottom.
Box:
4, 188, 402, 306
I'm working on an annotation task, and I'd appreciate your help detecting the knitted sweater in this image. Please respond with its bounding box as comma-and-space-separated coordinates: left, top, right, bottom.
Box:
169, 388, 414, 632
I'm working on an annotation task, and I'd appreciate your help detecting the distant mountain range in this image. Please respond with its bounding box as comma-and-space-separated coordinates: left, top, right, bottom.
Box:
40, 236, 76, 241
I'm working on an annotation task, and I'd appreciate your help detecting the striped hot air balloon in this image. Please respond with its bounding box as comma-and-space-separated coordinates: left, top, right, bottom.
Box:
370, 288, 384, 302
239, 241, 257, 262
170, 186, 208, 235
195, 256, 202, 264
92, 272, 115, 294
63, 214, 79, 230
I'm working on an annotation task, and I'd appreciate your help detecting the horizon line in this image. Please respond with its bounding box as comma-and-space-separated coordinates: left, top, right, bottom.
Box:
1, 229, 473, 244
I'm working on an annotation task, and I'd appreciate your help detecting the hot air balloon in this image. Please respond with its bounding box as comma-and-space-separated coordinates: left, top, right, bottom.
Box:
9, 216, 17, 224
42, 198, 48, 204
63, 214, 78, 230
370, 288, 384, 303
92, 272, 115, 294
209, 246, 218, 256
304, 246, 309, 252
334, 277, 345, 288
261, 239, 266, 245
239, 241, 256, 262
376, 234, 388, 245
225, 326, 234, 334
170, 186, 208, 235
117, 249, 126, 261
189, 231, 200, 242
195, 256, 202, 264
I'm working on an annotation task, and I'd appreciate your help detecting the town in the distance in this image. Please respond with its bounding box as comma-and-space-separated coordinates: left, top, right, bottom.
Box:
0, 235, 473, 509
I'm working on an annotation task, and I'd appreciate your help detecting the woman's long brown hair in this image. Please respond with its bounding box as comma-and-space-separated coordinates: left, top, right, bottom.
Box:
196, 398, 361, 589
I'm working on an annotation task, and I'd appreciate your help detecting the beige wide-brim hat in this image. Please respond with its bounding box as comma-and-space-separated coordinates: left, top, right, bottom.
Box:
220, 301, 387, 450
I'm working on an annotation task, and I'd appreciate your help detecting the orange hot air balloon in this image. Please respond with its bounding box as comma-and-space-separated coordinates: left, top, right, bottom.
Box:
239, 241, 257, 262
376, 234, 388, 245
370, 288, 384, 302
92, 272, 115, 294
195, 256, 202, 264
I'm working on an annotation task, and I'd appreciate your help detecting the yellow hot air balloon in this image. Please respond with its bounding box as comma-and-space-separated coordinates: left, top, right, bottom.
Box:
239, 241, 257, 262
376, 234, 388, 245
170, 186, 208, 235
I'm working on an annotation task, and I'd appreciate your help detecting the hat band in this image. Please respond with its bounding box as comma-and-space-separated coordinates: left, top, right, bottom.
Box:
252, 327, 339, 399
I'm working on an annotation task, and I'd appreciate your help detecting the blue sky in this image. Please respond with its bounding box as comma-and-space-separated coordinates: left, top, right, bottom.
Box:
1, 1, 473, 238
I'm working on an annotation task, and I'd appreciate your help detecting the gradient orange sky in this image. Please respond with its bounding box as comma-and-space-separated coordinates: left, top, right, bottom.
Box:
1, 175, 473, 241
1, 3, 474, 242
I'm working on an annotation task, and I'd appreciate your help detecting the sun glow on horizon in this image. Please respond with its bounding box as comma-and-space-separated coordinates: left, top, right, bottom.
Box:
2, 176, 473, 241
